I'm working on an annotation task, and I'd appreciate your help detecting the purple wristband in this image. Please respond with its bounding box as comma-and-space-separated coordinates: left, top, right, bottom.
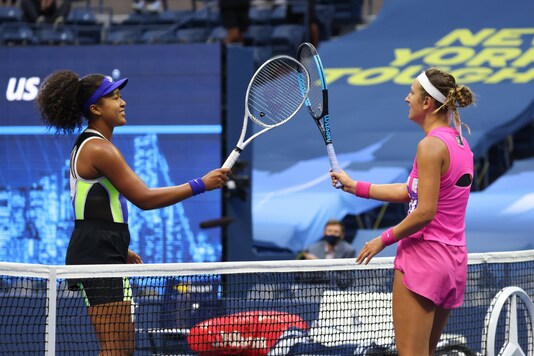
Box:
189, 178, 206, 196
355, 181, 371, 199
381, 227, 397, 246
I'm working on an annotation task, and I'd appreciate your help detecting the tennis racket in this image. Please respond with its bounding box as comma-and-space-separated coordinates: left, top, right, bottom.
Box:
297, 42, 341, 186
222, 55, 310, 169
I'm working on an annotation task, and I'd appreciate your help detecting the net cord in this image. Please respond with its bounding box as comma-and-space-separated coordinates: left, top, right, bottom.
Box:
0, 250, 533, 279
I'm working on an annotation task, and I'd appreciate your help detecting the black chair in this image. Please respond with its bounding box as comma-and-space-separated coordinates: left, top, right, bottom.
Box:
0, 6, 23, 24
65, 7, 102, 44
248, 6, 272, 25
269, 4, 288, 25
175, 27, 209, 43
187, 7, 219, 29
318, 0, 364, 35
121, 12, 161, 26
1, 24, 38, 45
244, 24, 273, 47
156, 10, 193, 25
207, 26, 226, 43
270, 24, 306, 55
37, 27, 77, 45
104, 25, 143, 45
66, 6, 98, 25
138, 28, 175, 44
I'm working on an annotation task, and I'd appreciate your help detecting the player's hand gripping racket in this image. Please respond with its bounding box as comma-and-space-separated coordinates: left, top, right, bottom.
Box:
222, 55, 310, 169
297, 42, 342, 187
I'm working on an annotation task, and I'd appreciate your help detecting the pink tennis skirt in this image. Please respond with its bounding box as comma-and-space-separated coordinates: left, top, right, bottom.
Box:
394, 237, 467, 309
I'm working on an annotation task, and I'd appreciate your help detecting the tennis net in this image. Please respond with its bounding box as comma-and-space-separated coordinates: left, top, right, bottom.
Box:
0, 250, 533, 355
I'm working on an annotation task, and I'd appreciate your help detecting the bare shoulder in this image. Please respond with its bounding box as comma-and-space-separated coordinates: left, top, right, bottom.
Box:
417, 135, 447, 158
85, 137, 119, 153
83, 138, 124, 163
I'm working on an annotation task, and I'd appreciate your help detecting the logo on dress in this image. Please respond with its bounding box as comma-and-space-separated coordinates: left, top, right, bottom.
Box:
456, 135, 464, 147
407, 177, 418, 214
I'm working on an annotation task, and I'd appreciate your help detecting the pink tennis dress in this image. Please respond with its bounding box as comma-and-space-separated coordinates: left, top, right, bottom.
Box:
394, 126, 474, 309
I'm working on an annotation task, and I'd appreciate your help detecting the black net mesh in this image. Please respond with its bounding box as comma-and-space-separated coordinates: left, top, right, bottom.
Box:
0, 252, 532, 355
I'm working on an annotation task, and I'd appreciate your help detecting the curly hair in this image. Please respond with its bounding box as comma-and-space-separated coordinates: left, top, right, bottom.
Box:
420, 68, 476, 133
36, 70, 106, 134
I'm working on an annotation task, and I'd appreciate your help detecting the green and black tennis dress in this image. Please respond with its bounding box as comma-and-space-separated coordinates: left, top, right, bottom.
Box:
65, 129, 132, 306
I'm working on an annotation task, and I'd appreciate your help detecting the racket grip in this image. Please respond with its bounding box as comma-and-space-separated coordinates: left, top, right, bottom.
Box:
222, 149, 241, 169
326, 143, 342, 188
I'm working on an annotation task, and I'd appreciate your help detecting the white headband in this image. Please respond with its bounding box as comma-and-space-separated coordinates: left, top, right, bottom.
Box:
417, 72, 446, 104
417, 71, 464, 138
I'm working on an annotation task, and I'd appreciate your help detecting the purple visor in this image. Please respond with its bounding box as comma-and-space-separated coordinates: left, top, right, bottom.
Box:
82, 77, 128, 112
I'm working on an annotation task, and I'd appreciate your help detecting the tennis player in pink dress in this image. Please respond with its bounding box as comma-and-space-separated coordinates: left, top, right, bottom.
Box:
331, 67, 476, 355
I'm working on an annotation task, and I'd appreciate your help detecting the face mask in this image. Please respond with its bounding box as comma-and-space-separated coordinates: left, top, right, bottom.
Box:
324, 235, 341, 246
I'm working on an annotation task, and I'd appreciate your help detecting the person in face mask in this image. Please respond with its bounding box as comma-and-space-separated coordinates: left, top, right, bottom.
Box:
297, 219, 356, 260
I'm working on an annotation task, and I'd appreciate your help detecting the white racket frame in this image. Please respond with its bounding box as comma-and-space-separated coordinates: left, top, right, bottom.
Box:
222, 55, 310, 169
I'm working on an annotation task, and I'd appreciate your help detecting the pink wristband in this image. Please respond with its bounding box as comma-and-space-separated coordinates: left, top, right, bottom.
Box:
355, 181, 371, 199
381, 227, 397, 246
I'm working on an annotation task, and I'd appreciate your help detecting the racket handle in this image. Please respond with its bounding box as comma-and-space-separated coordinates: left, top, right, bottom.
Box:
326, 143, 342, 188
222, 149, 241, 169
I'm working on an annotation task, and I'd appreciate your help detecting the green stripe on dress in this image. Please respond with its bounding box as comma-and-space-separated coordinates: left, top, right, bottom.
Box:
100, 178, 124, 223
75, 181, 92, 220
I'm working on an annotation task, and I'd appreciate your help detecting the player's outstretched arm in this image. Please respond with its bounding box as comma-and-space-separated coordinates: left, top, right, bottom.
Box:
85, 139, 230, 210
330, 169, 409, 203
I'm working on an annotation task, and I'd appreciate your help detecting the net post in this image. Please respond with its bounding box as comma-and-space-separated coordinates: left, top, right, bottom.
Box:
45, 266, 57, 356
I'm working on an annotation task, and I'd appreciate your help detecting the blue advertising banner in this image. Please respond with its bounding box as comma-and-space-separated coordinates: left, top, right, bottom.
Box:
0, 44, 223, 264
1, 44, 221, 126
